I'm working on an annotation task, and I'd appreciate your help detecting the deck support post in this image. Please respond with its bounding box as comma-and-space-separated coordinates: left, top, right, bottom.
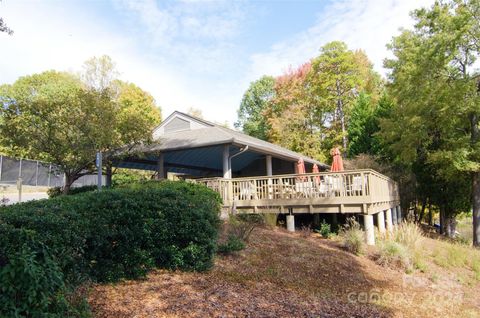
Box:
396, 206, 402, 224
363, 214, 375, 245
286, 214, 295, 232
377, 211, 386, 235
156, 153, 165, 180
386, 209, 393, 233
392, 206, 398, 226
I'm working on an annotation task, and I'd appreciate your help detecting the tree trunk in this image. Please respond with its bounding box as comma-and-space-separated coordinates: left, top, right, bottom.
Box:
439, 206, 445, 235
444, 212, 457, 238
473, 171, 480, 247
470, 112, 480, 247
428, 202, 433, 226
418, 197, 427, 224
63, 175, 75, 194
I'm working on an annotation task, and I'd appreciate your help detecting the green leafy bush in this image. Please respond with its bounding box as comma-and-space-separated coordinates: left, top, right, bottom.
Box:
47, 185, 100, 198
318, 220, 332, 238
0, 180, 221, 316
217, 235, 246, 254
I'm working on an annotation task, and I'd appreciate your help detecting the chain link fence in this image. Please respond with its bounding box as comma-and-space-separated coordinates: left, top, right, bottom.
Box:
0, 155, 101, 188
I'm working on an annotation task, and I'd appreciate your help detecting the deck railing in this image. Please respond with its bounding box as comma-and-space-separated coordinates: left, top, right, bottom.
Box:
194, 169, 399, 214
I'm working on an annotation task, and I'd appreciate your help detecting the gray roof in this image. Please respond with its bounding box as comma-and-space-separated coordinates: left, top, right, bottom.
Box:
141, 111, 328, 168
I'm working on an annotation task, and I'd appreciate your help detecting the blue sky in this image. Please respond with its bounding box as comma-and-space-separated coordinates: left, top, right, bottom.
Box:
0, 0, 433, 126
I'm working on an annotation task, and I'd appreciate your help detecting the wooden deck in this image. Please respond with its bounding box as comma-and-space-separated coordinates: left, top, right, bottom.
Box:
194, 169, 399, 215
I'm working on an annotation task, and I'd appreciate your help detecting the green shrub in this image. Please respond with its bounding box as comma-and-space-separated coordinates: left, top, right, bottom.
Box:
318, 220, 332, 238
0, 180, 221, 316
218, 235, 246, 254
0, 225, 87, 317
111, 168, 151, 187
47, 185, 100, 198
340, 218, 365, 255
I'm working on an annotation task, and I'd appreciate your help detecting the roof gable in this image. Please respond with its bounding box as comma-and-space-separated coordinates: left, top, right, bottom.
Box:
153, 111, 214, 139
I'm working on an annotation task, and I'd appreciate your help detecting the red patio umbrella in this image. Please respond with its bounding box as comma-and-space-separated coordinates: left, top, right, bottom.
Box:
297, 158, 306, 174
330, 148, 344, 172
312, 164, 320, 184
297, 158, 307, 181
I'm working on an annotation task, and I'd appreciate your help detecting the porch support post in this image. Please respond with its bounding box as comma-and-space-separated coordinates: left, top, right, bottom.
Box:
156, 153, 165, 180
223, 145, 230, 179
396, 206, 402, 224
392, 206, 398, 226
266, 155, 273, 199
377, 210, 386, 235
286, 214, 295, 232
363, 214, 375, 245
266, 155, 272, 176
386, 208, 393, 233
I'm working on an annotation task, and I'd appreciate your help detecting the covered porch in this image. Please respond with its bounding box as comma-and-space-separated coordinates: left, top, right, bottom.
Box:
114, 111, 401, 245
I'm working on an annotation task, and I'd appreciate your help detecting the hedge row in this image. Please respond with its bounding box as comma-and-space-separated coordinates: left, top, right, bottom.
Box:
0, 181, 221, 317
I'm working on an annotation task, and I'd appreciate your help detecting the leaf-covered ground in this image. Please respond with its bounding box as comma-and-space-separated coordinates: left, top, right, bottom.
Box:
89, 227, 480, 318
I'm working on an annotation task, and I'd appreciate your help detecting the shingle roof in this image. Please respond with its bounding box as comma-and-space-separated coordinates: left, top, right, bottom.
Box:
141, 111, 328, 168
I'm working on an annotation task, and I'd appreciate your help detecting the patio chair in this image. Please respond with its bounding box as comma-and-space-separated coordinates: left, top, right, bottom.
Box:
237, 180, 257, 200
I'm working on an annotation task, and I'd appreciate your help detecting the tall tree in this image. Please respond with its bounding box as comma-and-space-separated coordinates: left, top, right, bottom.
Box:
309, 42, 368, 153
267, 63, 328, 162
348, 93, 394, 158
382, 0, 480, 245
235, 76, 275, 140
81, 55, 118, 92
0, 71, 115, 193
80, 56, 161, 186
0, 59, 161, 193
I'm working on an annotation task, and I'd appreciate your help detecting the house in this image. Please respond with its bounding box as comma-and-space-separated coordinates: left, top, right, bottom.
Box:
115, 111, 401, 246
116, 111, 329, 179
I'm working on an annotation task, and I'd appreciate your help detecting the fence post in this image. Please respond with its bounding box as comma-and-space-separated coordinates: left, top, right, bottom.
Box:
17, 178, 22, 203
47, 164, 52, 187
0, 155, 3, 182
35, 160, 39, 186
18, 158, 22, 179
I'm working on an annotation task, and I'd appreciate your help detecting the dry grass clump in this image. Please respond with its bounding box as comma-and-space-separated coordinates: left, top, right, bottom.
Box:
376, 222, 424, 272
393, 222, 424, 250
340, 218, 365, 255
376, 241, 412, 270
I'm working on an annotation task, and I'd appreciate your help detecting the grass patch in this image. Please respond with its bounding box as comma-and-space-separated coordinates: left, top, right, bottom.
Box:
432, 241, 480, 281
375, 222, 424, 272
339, 218, 365, 255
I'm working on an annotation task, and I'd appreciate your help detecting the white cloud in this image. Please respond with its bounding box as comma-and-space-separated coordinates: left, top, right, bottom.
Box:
247, 0, 435, 80
0, 0, 436, 127
0, 0, 246, 126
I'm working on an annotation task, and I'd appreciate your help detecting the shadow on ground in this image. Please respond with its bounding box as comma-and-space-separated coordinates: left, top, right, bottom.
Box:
89, 227, 399, 318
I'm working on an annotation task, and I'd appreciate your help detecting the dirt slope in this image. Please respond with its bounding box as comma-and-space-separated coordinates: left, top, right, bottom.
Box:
89, 227, 480, 318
